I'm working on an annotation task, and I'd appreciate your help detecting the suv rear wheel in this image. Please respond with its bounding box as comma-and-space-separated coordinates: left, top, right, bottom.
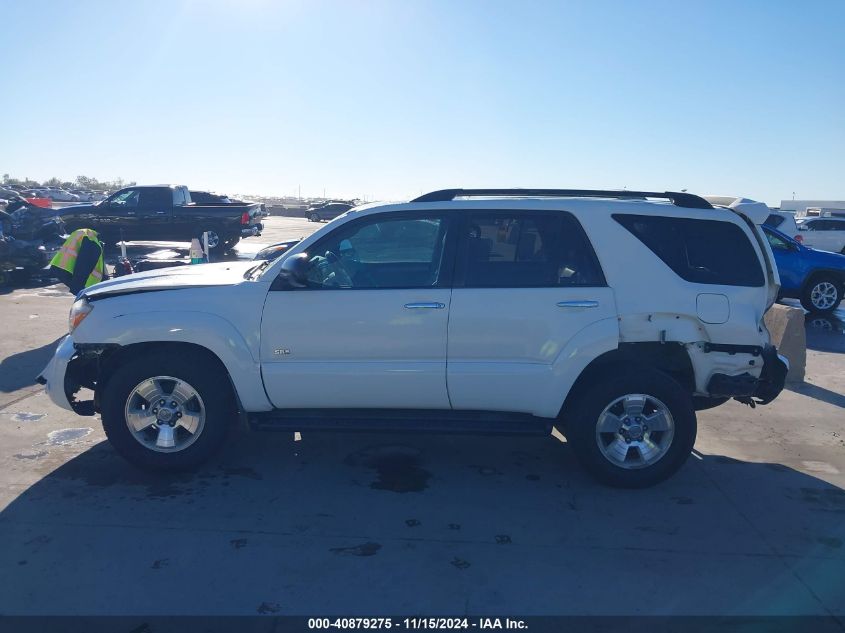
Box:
801, 275, 842, 313
565, 368, 697, 488
100, 350, 235, 471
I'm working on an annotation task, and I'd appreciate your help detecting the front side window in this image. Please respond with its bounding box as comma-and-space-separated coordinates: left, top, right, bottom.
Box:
614, 214, 765, 287
461, 212, 605, 288
303, 215, 449, 289
111, 189, 139, 208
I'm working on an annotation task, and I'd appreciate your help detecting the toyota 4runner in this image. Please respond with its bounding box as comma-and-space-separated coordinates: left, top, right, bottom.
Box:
39, 189, 788, 487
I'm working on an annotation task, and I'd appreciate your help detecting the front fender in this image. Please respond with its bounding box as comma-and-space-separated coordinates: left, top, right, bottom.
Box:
74, 310, 273, 412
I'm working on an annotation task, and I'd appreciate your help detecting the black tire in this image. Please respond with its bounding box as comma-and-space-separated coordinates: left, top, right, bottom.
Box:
100, 350, 235, 471
221, 237, 240, 253
564, 367, 697, 488
800, 275, 843, 313
309, 212, 320, 222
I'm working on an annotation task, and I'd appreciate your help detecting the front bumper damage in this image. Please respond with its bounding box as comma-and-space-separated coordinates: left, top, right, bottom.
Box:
706, 344, 789, 407
37, 337, 110, 416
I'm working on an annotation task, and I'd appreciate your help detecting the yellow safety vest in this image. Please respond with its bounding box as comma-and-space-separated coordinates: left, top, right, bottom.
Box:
50, 228, 104, 288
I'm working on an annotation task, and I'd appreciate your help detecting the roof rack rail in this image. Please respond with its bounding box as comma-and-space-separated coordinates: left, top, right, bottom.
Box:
411, 188, 713, 209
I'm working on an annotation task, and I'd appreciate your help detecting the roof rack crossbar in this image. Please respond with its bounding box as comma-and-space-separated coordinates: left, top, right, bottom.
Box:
411, 188, 713, 209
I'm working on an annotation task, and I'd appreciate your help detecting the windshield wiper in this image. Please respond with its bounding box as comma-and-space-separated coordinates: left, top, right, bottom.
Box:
244, 260, 271, 280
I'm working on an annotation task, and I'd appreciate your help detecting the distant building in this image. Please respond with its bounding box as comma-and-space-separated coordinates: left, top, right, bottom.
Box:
779, 200, 845, 214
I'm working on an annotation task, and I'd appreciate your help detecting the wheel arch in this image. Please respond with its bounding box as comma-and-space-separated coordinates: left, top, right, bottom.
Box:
73, 309, 274, 412
92, 342, 243, 416
803, 268, 845, 291
558, 341, 695, 420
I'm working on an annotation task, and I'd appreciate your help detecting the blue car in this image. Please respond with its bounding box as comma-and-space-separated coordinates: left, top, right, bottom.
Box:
763, 225, 845, 313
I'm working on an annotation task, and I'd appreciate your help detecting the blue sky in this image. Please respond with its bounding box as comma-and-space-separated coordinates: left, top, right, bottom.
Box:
2, 0, 843, 204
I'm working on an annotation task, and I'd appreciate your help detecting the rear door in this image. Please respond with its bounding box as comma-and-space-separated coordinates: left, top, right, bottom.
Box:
447, 210, 616, 415
828, 220, 845, 253
134, 187, 173, 240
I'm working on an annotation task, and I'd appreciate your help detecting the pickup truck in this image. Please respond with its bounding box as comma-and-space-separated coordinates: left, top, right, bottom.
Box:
58, 185, 264, 253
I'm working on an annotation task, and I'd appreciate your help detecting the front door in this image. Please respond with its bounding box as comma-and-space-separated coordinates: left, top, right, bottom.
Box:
447, 210, 616, 416
260, 211, 456, 410
98, 188, 141, 241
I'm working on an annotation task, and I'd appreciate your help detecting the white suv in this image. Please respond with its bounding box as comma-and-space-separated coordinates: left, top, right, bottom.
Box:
39, 189, 788, 488
796, 217, 845, 254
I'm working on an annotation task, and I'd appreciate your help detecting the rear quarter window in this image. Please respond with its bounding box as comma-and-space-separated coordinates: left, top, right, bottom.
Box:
765, 214, 785, 228
613, 214, 764, 287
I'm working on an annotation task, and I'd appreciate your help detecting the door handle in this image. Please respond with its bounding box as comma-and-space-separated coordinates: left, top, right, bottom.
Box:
155, 210, 167, 215
557, 300, 599, 308
404, 302, 446, 309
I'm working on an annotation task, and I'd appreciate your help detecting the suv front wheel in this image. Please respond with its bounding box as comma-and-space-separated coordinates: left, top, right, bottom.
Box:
100, 350, 235, 471
565, 368, 697, 488
801, 275, 842, 313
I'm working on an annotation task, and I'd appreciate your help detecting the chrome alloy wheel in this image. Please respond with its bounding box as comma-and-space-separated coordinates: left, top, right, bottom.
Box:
595, 394, 675, 469
204, 231, 220, 249
124, 376, 206, 453
810, 281, 838, 311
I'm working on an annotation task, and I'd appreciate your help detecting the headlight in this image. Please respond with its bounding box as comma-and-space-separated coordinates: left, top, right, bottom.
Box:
69, 298, 93, 333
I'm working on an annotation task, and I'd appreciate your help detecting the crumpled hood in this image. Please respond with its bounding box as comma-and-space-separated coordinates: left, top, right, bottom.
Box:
82, 261, 256, 299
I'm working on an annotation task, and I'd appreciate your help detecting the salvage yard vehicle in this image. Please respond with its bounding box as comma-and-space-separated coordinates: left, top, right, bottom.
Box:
39, 189, 788, 488
58, 184, 264, 253
764, 210, 802, 243
764, 225, 845, 313
307, 201, 353, 222
796, 216, 845, 255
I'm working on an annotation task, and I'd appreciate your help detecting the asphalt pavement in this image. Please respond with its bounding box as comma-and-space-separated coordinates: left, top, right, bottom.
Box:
0, 217, 843, 618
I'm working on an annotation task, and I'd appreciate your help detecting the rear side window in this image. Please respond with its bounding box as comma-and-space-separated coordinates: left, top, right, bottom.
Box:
139, 188, 172, 210
460, 212, 605, 288
765, 214, 785, 228
809, 220, 845, 231
613, 214, 764, 287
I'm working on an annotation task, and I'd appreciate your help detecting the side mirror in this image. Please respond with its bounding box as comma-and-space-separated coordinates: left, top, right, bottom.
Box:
273, 252, 310, 289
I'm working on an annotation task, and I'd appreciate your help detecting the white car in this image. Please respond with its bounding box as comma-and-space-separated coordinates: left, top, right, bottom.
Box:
69, 189, 95, 202
39, 188, 788, 488
797, 217, 845, 254
764, 210, 803, 243
43, 188, 80, 202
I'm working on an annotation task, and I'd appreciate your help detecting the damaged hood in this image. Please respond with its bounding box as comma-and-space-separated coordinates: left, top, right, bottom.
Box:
82, 261, 257, 299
